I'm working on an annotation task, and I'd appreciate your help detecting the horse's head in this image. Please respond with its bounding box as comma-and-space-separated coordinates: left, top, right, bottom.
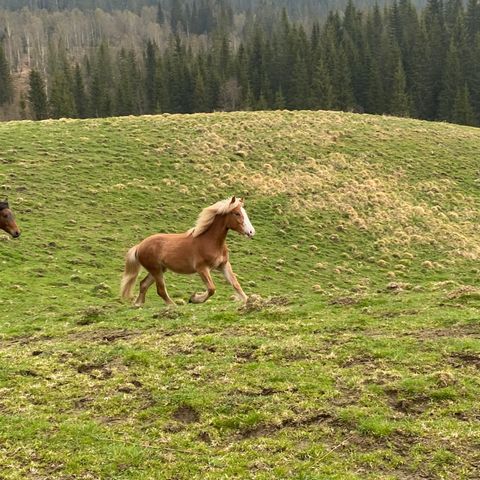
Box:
0, 201, 21, 239
226, 197, 255, 239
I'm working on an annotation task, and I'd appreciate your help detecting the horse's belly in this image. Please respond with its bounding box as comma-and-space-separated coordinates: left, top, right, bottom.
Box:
163, 261, 196, 275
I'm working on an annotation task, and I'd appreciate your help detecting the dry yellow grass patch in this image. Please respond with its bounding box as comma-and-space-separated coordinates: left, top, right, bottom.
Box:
119, 111, 480, 261
218, 152, 479, 258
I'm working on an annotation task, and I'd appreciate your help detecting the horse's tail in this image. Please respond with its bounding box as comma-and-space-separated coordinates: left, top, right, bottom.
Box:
120, 245, 141, 300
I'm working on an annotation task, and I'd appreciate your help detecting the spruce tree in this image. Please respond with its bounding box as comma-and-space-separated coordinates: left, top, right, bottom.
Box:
271, 10, 294, 105
234, 43, 249, 108
204, 53, 220, 111
410, 25, 431, 118
248, 27, 266, 102
192, 65, 208, 112
170, 0, 185, 34
28, 69, 48, 120
256, 92, 268, 111
73, 64, 87, 118
438, 39, 462, 121
311, 57, 333, 110
343, 0, 367, 107
465, 0, 480, 41
274, 88, 286, 109
145, 41, 158, 114
290, 52, 310, 109
0, 41, 13, 106
423, 0, 447, 119
390, 58, 410, 116
49, 62, 76, 118
453, 83, 476, 125
365, 52, 385, 114
157, 1, 165, 24
466, 35, 480, 120
365, 5, 386, 114
115, 49, 133, 116
156, 55, 168, 113
332, 47, 355, 110
88, 43, 113, 117
19, 93, 27, 119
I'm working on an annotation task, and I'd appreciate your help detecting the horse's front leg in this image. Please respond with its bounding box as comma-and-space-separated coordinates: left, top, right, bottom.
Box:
189, 268, 216, 304
220, 261, 248, 303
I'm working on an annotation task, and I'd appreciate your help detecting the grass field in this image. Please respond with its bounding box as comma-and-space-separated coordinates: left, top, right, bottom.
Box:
0, 110, 479, 479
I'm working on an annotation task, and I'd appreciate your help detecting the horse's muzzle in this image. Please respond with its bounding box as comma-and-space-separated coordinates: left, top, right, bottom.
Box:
12, 230, 21, 238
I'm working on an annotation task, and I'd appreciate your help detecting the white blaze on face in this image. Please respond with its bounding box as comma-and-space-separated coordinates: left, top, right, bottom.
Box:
241, 207, 255, 238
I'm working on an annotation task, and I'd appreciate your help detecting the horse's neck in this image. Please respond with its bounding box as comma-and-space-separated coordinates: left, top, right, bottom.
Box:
201, 215, 228, 249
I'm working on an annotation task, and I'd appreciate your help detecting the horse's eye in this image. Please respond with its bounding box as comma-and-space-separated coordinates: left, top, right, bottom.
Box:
234, 212, 241, 216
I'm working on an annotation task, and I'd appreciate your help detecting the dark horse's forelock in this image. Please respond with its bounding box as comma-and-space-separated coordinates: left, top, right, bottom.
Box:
0, 201, 9, 211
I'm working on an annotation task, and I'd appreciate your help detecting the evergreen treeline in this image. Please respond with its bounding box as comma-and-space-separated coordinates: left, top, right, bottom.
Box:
1, 0, 420, 15
4, 0, 480, 126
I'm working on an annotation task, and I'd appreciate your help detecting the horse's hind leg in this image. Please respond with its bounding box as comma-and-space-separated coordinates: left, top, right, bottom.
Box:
134, 273, 155, 307
152, 270, 175, 306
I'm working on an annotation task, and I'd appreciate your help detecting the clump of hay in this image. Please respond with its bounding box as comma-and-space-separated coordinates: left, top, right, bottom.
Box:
152, 307, 182, 320
77, 306, 105, 325
386, 282, 412, 293
431, 280, 458, 291
239, 294, 290, 313
446, 285, 480, 301
92, 282, 111, 296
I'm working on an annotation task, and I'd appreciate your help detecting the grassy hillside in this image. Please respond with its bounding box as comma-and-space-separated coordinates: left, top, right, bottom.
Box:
0, 111, 479, 479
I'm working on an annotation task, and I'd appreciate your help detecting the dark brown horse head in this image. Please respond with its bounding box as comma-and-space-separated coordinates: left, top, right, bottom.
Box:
0, 201, 21, 238
225, 196, 255, 238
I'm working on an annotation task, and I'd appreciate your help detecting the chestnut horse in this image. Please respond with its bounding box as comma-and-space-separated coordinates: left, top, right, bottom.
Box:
120, 196, 255, 306
0, 201, 21, 238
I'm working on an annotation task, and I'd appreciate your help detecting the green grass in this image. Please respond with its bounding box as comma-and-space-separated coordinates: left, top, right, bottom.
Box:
0, 110, 479, 479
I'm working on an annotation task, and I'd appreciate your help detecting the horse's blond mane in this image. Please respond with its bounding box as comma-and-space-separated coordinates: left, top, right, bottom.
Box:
188, 197, 242, 237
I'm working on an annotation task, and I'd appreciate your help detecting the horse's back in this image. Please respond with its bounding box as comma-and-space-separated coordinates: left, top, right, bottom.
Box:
137, 232, 196, 274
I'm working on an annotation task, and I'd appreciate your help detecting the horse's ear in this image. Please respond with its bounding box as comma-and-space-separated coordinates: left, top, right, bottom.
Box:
230, 196, 236, 204
239, 197, 244, 204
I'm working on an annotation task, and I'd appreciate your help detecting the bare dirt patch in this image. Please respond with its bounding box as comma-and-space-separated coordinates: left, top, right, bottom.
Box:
65, 328, 143, 344
329, 296, 360, 306
413, 325, 480, 341
76, 363, 113, 380
365, 324, 480, 341
449, 352, 480, 369
341, 354, 377, 368
235, 346, 259, 363
172, 405, 200, 424
238, 412, 332, 440
386, 389, 431, 415
233, 386, 299, 397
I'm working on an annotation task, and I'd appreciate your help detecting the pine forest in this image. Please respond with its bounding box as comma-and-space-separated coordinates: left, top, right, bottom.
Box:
0, 0, 479, 126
